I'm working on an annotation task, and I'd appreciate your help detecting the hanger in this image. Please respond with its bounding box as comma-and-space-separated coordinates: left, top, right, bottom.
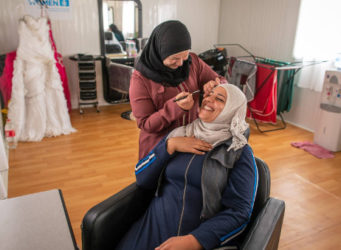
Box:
35, 0, 46, 6
15, 3, 25, 18
35, 0, 48, 17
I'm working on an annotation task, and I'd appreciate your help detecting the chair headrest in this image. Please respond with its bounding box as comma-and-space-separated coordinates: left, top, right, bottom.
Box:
104, 32, 113, 41
253, 157, 271, 214
105, 44, 122, 54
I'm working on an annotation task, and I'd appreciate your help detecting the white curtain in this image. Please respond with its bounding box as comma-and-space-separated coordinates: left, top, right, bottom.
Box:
293, 0, 341, 91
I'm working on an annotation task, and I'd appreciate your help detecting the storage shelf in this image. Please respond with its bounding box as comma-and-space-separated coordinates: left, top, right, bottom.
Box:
71, 55, 100, 114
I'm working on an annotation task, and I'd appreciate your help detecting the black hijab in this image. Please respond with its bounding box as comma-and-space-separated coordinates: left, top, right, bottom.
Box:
136, 20, 192, 87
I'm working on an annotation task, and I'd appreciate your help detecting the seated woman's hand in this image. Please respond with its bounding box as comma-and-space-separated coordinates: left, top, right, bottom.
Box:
155, 235, 203, 250
167, 136, 212, 155
203, 77, 220, 97
174, 91, 195, 111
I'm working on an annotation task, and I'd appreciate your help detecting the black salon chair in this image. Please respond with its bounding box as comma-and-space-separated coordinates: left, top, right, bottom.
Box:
104, 31, 123, 54
105, 44, 123, 54
81, 157, 285, 250
107, 61, 133, 96
105, 60, 134, 120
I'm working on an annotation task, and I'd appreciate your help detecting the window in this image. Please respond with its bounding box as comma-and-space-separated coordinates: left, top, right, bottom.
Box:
293, 0, 341, 91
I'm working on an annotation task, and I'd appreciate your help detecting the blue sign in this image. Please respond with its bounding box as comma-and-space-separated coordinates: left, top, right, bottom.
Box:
25, 0, 72, 20
27, 0, 70, 7
60, 0, 70, 7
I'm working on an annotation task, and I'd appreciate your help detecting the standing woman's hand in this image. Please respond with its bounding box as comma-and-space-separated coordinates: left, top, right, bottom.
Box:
174, 92, 195, 111
203, 77, 220, 97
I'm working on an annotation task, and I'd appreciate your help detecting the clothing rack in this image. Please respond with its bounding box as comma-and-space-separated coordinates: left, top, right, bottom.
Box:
214, 43, 326, 133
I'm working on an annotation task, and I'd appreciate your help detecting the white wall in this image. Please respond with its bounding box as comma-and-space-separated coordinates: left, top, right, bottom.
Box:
217, 0, 321, 132
0, 0, 221, 109
218, 0, 300, 60
141, 0, 221, 54
282, 86, 321, 132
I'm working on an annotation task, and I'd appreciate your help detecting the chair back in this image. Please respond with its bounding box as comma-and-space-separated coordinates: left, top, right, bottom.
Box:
81, 183, 153, 250
107, 62, 134, 94
232, 157, 271, 248
253, 157, 271, 217
105, 44, 122, 54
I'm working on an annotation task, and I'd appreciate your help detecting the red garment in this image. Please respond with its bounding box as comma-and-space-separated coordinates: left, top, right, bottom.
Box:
0, 51, 16, 107
130, 53, 226, 159
48, 20, 72, 111
247, 63, 277, 123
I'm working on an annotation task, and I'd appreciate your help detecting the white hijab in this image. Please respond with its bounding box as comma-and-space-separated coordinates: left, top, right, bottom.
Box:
168, 83, 249, 151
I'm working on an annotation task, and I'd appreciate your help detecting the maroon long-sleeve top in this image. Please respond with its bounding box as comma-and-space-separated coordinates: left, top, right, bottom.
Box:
129, 53, 225, 159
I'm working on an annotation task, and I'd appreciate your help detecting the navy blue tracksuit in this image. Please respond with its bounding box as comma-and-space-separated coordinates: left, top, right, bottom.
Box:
117, 137, 258, 250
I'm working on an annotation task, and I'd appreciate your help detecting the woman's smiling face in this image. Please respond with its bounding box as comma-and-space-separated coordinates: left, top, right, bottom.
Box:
199, 86, 227, 123
162, 50, 190, 69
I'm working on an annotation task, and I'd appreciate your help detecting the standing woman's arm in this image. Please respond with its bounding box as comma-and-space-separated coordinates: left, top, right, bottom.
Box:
192, 53, 227, 94
129, 72, 189, 133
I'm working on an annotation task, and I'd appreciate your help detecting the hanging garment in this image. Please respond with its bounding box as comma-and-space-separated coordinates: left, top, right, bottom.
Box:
0, 51, 16, 107
8, 15, 76, 142
48, 20, 72, 112
247, 63, 278, 124
256, 58, 296, 114
276, 69, 295, 114
0, 24, 71, 111
227, 57, 257, 102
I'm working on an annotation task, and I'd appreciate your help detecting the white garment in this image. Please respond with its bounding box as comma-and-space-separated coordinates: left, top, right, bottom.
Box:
8, 15, 75, 142
168, 84, 249, 151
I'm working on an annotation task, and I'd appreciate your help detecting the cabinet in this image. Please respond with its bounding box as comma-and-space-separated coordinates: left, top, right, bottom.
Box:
0, 109, 8, 199
0, 56, 8, 199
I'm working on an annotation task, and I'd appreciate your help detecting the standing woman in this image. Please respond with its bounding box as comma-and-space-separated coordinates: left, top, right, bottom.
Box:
130, 20, 225, 159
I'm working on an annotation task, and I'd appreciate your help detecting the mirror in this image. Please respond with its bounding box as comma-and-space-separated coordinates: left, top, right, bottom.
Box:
97, 0, 142, 103
98, 0, 142, 56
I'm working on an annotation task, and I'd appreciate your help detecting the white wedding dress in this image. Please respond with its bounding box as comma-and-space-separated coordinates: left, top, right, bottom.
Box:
8, 15, 76, 142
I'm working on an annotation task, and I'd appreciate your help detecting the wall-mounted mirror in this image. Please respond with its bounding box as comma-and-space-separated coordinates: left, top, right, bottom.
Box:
97, 0, 142, 103
98, 0, 142, 56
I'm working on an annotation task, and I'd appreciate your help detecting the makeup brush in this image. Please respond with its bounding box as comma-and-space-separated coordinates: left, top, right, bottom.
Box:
173, 90, 200, 102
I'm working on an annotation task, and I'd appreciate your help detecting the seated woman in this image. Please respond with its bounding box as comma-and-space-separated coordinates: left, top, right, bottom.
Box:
117, 83, 258, 250
109, 24, 125, 42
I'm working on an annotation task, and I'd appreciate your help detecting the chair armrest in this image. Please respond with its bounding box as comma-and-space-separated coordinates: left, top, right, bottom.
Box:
241, 198, 285, 250
81, 182, 153, 250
